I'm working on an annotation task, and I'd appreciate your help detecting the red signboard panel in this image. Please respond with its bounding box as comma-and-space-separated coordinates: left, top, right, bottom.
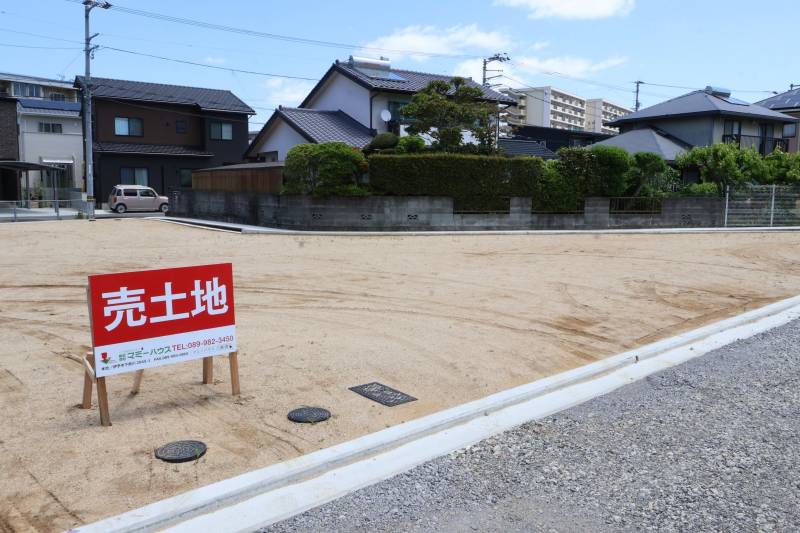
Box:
88, 263, 235, 348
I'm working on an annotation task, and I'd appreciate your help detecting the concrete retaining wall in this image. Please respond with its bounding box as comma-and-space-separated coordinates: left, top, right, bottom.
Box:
171, 190, 725, 231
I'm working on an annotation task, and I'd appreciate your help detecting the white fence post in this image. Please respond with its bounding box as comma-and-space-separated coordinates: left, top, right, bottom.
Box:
723, 185, 729, 228
769, 184, 776, 227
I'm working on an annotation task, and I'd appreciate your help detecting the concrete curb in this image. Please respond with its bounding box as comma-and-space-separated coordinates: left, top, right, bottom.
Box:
155, 216, 800, 236
74, 295, 800, 533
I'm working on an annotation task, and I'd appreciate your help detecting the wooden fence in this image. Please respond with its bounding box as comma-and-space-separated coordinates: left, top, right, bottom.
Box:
192, 164, 283, 194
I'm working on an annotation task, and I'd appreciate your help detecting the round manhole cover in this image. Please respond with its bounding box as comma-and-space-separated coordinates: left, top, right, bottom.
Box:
154, 440, 207, 463
287, 407, 331, 423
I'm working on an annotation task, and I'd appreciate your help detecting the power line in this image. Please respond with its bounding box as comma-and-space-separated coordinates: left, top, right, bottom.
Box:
62, 0, 479, 59
0, 42, 81, 50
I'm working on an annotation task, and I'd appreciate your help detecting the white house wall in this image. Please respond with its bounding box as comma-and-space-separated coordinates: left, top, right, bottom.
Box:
306, 72, 371, 127
251, 118, 309, 161
17, 113, 84, 189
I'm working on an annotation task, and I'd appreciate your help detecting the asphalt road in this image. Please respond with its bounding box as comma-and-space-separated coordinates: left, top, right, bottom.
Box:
264, 319, 800, 532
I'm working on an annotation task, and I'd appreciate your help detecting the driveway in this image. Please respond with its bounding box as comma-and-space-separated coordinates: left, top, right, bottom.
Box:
265, 319, 800, 532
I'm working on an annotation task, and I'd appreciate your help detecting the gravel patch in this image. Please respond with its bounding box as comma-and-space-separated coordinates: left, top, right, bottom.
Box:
263, 320, 800, 532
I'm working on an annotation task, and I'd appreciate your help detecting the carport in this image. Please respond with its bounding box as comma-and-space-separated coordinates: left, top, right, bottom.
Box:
0, 161, 61, 206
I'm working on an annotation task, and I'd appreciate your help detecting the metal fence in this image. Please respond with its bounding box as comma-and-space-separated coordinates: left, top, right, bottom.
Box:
724, 185, 800, 227
0, 199, 93, 222
609, 197, 663, 214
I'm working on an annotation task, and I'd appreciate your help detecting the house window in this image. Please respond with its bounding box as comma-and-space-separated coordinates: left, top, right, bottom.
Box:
210, 122, 233, 140
114, 117, 144, 137
120, 167, 149, 186
179, 168, 193, 188
49, 93, 67, 102
38, 122, 63, 134
784, 123, 797, 138
388, 101, 410, 123
176, 119, 187, 134
723, 119, 741, 136
12, 82, 41, 98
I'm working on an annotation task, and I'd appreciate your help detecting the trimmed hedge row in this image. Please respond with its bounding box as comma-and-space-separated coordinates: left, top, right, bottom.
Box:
369, 153, 546, 212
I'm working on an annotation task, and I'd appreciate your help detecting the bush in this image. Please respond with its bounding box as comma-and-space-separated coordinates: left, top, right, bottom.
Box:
282, 142, 369, 196
677, 182, 720, 197
366, 132, 399, 152
533, 159, 582, 212
588, 145, 632, 196
396, 135, 426, 154
368, 153, 545, 211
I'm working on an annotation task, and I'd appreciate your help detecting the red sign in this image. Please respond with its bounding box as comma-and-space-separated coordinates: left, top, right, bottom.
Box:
87, 263, 236, 377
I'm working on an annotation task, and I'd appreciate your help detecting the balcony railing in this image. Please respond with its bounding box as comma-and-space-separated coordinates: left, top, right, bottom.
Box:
722, 134, 789, 155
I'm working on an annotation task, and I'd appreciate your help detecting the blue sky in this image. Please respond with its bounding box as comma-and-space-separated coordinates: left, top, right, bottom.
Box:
1, 0, 797, 128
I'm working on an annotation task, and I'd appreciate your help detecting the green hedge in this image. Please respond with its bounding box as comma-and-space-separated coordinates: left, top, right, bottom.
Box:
369, 153, 545, 212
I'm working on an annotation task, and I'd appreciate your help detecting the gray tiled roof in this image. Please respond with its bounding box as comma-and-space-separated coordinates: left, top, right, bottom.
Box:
756, 88, 800, 111
94, 142, 213, 157
593, 128, 688, 161
278, 107, 375, 147
498, 138, 557, 159
76, 76, 253, 114
609, 90, 797, 126
323, 61, 516, 104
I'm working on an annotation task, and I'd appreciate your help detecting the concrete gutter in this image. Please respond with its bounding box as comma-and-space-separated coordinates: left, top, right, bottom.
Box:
155, 216, 800, 236
74, 294, 800, 533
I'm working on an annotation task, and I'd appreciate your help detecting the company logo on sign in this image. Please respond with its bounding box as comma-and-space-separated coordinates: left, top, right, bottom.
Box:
88, 264, 236, 377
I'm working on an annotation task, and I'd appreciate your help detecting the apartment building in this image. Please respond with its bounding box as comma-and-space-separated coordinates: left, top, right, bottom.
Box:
503, 86, 631, 134
586, 99, 631, 135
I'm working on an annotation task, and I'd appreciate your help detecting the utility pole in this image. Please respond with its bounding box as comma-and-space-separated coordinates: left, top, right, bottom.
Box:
482, 53, 510, 149
81, 0, 111, 212
634, 80, 643, 111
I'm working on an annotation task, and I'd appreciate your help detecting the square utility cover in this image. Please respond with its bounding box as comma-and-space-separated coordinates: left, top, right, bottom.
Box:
349, 382, 417, 407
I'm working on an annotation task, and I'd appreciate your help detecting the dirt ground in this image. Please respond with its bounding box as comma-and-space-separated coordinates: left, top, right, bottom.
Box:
2, 219, 800, 532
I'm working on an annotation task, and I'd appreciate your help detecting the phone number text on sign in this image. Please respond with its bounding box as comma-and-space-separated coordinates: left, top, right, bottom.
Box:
88, 264, 236, 378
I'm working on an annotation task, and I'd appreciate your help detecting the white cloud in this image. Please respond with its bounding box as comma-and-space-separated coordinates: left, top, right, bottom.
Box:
531, 41, 550, 51
360, 25, 511, 62
260, 78, 317, 109
494, 0, 634, 19
203, 56, 226, 65
454, 54, 627, 89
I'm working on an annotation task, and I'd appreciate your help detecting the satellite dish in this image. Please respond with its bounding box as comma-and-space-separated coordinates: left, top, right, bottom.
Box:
380, 109, 392, 122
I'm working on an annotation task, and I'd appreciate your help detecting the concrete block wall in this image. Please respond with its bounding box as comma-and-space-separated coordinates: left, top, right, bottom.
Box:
171, 190, 726, 231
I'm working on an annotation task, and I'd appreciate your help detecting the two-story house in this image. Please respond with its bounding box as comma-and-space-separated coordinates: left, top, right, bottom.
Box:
0, 72, 84, 199
596, 86, 797, 161
76, 77, 253, 205
245, 56, 515, 161
756, 88, 800, 153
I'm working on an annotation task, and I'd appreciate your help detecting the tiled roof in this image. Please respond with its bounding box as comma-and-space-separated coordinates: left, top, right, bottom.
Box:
302, 61, 516, 106
76, 76, 254, 114
94, 142, 213, 157
610, 90, 797, 126
756, 88, 800, 111
278, 107, 375, 147
593, 128, 689, 161
498, 139, 557, 159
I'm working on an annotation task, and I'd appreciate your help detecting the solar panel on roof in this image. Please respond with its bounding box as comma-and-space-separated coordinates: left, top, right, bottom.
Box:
355, 67, 407, 82
720, 95, 750, 106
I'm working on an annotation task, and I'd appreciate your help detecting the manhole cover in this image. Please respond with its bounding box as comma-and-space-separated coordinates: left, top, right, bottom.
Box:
154, 440, 207, 463
349, 382, 417, 407
287, 407, 331, 423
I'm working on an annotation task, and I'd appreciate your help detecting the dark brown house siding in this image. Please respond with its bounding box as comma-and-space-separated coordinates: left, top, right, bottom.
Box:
94, 100, 204, 147
0, 98, 19, 160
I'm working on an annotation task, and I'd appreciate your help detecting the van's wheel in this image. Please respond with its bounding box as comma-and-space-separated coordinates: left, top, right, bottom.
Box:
159, 203, 169, 213
114, 203, 127, 214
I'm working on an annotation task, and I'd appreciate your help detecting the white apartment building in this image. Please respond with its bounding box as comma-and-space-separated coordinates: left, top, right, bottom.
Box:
503, 86, 631, 134
586, 99, 631, 135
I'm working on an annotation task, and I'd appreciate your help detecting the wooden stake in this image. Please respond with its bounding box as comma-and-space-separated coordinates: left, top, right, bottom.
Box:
202, 356, 214, 384
96, 376, 111, 427
131, 369, 144, 395
81, 353, 95, 409
229, 351, 240, 396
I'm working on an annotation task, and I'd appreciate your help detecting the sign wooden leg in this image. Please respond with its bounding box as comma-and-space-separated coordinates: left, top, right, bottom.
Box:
81, 353, 95, 409
202, 356, 214, 384
131, 370, 144, 395
96, 376, 112, 427
229, 351, 240, 396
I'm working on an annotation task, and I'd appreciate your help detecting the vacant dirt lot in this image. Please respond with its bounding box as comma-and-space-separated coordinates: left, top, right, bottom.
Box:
2, 219, 800, 532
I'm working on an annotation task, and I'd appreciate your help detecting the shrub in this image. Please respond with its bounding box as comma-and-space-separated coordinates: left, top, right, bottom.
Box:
368, 153, 545, 211
283, 142, 369, 196
678, 182, 720, 197
396, 135, 426, 154
366, 132, 399, 152
533, 159, 582, 212
627, 152, 667, 195
676, 143, 744, 188
764, 149, 800, 184
588, 145, 632, 196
